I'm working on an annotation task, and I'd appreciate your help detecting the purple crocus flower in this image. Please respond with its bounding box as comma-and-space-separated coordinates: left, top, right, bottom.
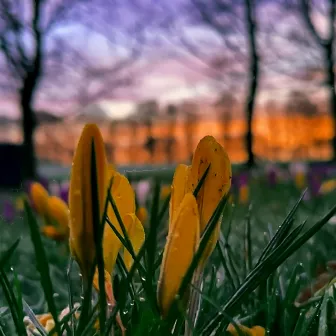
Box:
3, 200, 15, 223
266, 164, 277, 186
59, 182, 69, 204
308, 170, 321, 197
237, 172, 249, 188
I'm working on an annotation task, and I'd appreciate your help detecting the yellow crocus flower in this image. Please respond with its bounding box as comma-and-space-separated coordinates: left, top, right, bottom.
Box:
136, 206, 148, 225
68, 123, 108, 282
30, 182, 49, 217
239, 185, 249, 204
170, 136, 231, 265
42, 196, 70, 241
295, 171, 306, 190
158, 193, 200, 317
227, 324, 265, 336
320, 179, 336, 194
160, 184, 171, 200
158, 136, 231, 316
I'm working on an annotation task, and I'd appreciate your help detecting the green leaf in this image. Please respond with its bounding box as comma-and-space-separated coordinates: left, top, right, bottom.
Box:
90, 141, 107, 333
0, 270, 26, 335
24, 200, 61, 336
22, 299, 47, 336
201, 204, 336, 336
0, 238, 20, 269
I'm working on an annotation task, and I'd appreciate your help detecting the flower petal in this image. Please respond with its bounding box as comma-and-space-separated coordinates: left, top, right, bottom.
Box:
169, 164, 190, 233
103, 172, 137, 274
186, 136, 231, 264
136, 206, 148, 225
30, 182, 49, 216
47, 196, 69, 234
123, 214, 145, 271
42, 225, 67, 241
187, 136, 231, 232
69, 123, 108, 280
251, 326, 266, 336
158, 193, 200, 317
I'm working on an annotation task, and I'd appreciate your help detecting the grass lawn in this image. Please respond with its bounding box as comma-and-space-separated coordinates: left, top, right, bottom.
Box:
0, 164, 336, 335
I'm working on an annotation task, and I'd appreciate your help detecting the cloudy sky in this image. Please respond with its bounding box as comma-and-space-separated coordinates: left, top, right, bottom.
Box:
0, 0, 329, 119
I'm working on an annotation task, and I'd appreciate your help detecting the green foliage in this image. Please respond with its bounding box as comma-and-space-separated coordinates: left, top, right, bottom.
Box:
0, 169, 336, 335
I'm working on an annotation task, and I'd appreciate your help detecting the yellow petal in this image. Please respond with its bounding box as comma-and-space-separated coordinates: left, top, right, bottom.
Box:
251, 326, 266, 336
93, 268, 115, 305
136, 206, 148, 225
158, 193, 200, 317
69, 123, 108, 280
123, 214, 145, 271
186, 136, 231, 264
239, 185, 249, 204
187, 136, 231, 231
42, 225, 67, 241
169, 164, 190, 233
160, 185, 171, 200
227, 323, 253, 335
103, 172, 136, 274
92, 268, 126, 335
110, 173, 136, 220
47, 196, 69, 235
30, 182, 49, 216
103, 218, 125, 275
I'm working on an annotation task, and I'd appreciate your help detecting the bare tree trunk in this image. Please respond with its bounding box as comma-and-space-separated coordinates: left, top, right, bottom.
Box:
301, 0, 336, 161
20, 2, 42, 180
325, 40, 336, 161
20, 84, 38, 180
245, 0, 259, 168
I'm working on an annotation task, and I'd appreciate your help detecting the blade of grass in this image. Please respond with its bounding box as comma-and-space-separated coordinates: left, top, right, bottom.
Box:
193, 164, 210, 198
22, 299, 47, 336
257, 191, 306, 264
0, 270, 26, 335
66, 257, 75, 336
24, 200, 61, 336
0, 238, 20, 269
216, 241, 236, 291
201, 204, 336, 335
244, 205, 253, 275
146, 179, 161, 288
292, 298, 323, 336
90, 141, 106, 333
13, 270, 24, 328
108, 188, 157, 313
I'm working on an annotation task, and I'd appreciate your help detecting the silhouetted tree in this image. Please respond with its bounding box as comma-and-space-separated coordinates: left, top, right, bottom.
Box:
300, 0, 336, 160
165, 104, 177, 163
286, 90, 318, 117
174, 0, 259, 167
215, 92, 236, 149
0, 0, 155, 179
182, 102, 198, 161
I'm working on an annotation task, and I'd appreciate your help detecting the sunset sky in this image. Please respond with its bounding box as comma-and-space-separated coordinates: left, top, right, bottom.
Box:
0, 0, 330, 119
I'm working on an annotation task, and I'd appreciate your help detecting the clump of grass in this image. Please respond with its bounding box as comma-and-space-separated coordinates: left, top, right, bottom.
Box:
1, 141, 336, 335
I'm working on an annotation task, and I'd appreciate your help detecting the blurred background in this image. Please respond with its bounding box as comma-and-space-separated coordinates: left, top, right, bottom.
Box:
0, 0, 335, 184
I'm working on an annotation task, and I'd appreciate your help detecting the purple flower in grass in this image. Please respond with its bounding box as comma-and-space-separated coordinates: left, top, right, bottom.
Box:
3, 200, 15, 223
59, 182, 69, 204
